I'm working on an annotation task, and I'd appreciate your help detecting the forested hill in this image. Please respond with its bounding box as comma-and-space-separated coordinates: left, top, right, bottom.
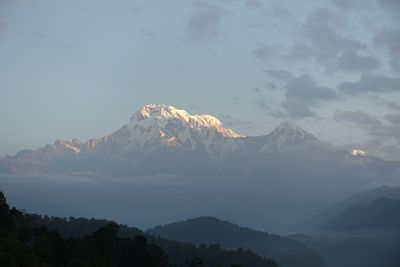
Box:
149, 216, 325, 267
0, 191, 278, 267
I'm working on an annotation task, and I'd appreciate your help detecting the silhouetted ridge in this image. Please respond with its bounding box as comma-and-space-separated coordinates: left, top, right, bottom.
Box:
0, 192, 278, 267
323, 197, 400, 231
149, 216, 325, 267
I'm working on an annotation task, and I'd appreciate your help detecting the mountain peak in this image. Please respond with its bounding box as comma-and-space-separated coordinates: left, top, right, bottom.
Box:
132, 104, 191, 122
275, 121, 306, 133
111, 104, 244, 154
129, 104, 242, 139
265, 122, 319, 150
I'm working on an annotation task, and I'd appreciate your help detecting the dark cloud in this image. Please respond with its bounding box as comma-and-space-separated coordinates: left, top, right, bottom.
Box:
186, 1, 229, 43
253, 99, 270, 111
285, 8, 368, 72
284, 42, 314, 61
245, 2, 291, 18
376, 97, 400, 111
280, 99, 317, 118
306, 7, 343, 26
251, 42, 280, 62
55, 40, 74, 49
285, 75, 341, 102
330, 0, 365, 9
384, 113, 400, 125
265, 69, 294, 82
338, 73, 400, 95
335, 110, 382, 128
129, 6, 143, 15
377, 0, 400, 12
280, 75, 342, 118
141, 28, 155, 38
0, 18, 8, 32
269, 6, 292, 17
379, 142, 400, 161
253, 74, 342, 119
252, 87, 262, 93
374, 28, 400, 72
264, 81, 278, 90
27, 0, 40, 9
245, 0, 264, 9
303, 8, 365, 59
335, 110, 400, 138
336, 50, 381, 71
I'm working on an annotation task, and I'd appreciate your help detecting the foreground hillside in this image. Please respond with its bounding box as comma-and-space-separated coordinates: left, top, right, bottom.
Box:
0, 191, 279, 267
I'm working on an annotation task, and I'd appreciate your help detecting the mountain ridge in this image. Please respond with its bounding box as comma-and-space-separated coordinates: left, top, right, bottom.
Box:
148, 216, 326, 267
0, 104, 397, 181
295, 185, 400, 233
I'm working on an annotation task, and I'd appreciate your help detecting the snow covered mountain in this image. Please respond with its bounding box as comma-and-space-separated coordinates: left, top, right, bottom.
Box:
0, 104, 397, 179
104, 104, 243, 154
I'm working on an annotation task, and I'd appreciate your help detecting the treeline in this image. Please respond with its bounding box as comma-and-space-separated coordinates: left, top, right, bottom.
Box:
0, 192, 278, 267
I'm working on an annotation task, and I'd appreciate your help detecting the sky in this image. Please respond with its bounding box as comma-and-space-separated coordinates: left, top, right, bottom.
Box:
0, 0, 399, 160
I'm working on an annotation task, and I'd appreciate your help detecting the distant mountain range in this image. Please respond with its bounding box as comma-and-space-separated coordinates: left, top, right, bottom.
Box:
2, 104, 400, 233
148, 216, 325, 267
291, 185, 400, 267
296, 185, 400, 232
323, 197, 400, 231
1, 104, 398, 182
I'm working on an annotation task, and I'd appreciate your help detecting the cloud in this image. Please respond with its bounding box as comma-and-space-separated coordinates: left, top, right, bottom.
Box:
336, 50, 381, 71
384, 113, 400, 125
284, 42, 314, 61
280, 99, 317, 118
374, 28, 400, 72
329, 0, 366, 9
141, 28, 156, 38
254, 74, 342, 119
245, 0, 264, 9
269, 5, 292, 17
303, 8, 365, 58
338, 73, 400, 95
251, 42, 280, 62
335, 110, 400, 160
285, 75, 341, 102
334, 110, 382, 128
377, 0, 400, 12
285, 8, 368, 72
186, 1, 229, 43
280, 75, 342, 118
0, 18, 8, 33
335, 110, 400, 138
265, 69, 294, 82
379, 142, 400, 161
376, 97, 400, 111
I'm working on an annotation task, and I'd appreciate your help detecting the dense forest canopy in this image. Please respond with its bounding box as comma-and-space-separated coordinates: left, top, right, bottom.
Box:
0, 191, 278, 267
